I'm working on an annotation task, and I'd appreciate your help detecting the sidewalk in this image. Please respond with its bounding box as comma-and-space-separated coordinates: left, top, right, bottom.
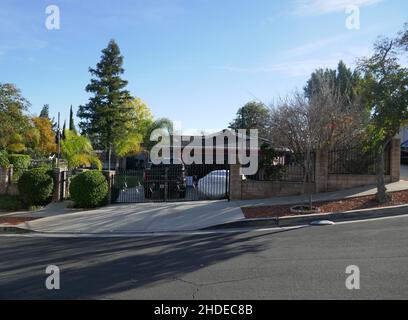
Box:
237, 180, 408, 208
3, 180, 408, 234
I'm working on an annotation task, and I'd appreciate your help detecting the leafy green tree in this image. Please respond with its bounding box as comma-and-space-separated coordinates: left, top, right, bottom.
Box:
358, 36, 408, 203
61, 130, 102, 170
114, 98, 154, 157
304, 61, 360, 104
143, 118, 174, 151
77, 40, 132, 170
398, 22, 408, 51
229, 101, 270, 139
0, 83, 32, 153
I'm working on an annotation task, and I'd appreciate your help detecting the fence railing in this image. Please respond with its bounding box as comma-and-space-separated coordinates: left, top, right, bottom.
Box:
328, 145, 391, 175
248, 152, 315, 182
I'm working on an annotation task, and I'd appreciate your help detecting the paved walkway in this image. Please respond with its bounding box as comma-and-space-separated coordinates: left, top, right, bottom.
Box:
5, 179, 408, 234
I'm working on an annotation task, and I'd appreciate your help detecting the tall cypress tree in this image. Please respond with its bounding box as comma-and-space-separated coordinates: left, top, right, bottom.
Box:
69, 105, 77, 133
62, 120, 66, 140
40, 104, 50, 119
78, 40, 132, 170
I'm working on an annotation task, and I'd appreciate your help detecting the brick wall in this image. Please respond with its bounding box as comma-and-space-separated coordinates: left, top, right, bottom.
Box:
327, 174, 392, 192
229, 138, 401, 200
240, 180, 315, 200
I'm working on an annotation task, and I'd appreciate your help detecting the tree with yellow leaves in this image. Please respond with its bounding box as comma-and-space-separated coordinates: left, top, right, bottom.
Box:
32, 117, 57, 157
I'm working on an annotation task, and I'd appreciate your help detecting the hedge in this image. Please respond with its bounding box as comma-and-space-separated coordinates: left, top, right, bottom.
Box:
0, 150, 10, 169
18, 168, 54, 206
69, 171, 109, 208
8, 154, 31, 181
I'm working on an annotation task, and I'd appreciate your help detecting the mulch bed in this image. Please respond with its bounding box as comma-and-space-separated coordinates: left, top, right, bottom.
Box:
242, 190, 408, 219
0, 217, 40, 226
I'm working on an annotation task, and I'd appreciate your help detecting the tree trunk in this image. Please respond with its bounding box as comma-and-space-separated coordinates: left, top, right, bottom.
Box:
303, 149, 314, 210
108, 145, 112, 172
375, 146, 389, 204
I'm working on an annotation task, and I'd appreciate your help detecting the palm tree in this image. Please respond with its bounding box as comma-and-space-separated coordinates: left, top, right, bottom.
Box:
61, 130, 102, 170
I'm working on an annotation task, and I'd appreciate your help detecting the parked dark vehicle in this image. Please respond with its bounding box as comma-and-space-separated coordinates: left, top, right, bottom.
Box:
402, 141, 408, 165
143, 161, 186, 200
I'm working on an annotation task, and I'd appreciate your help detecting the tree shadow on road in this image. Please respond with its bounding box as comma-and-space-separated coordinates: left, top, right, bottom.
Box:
0, 228, 302, 299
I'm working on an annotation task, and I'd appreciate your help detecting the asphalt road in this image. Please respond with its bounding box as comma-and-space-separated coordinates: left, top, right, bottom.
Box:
1, 216, 408, 300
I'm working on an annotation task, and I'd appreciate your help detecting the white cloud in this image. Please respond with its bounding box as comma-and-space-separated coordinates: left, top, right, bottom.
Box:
293, 0, 383, 16
217, 59, 341, 77
216, 45, 371, 78
285, 35, 349, 57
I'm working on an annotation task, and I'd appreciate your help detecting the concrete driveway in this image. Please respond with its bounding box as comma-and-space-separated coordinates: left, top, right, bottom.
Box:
18, 200, 244, 234
12, 180, 408, 234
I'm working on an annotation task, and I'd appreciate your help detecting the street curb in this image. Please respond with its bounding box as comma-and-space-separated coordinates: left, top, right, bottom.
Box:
206, 204, 408, 230
2, 204, 408, 235
0, 226, 34, 234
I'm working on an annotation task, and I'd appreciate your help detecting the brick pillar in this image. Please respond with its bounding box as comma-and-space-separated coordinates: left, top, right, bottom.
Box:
52, 167, 63, 202
103, 170, 116, 204
0, 167, 8, 195
229, 164, 242, 200
315, 149, 328, 193
390, 138, 401, 182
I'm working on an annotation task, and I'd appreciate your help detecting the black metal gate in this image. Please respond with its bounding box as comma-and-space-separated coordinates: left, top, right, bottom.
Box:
111, 164, 230, 203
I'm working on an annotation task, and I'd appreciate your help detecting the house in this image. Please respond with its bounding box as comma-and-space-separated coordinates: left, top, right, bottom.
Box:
121, 129, 268, 170
398, 125, 408, 143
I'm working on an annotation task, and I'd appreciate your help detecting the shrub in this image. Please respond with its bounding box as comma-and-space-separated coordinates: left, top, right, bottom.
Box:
8, 154, 31, 170
0, 150, 10, 168
18, 168, 54, 206
8, 154, 31, 181
0, 195, 24, 211
69, 171, 109, 208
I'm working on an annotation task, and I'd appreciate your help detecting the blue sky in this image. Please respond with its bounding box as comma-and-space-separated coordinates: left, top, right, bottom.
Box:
0, 0, 407, 133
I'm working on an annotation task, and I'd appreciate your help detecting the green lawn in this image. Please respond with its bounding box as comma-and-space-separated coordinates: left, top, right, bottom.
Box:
114, 174, 143, 189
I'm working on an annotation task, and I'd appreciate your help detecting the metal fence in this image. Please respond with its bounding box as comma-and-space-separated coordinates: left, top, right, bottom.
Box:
328, 145, 391, 175
111, 164, 230, 203
248, 152, 315, 182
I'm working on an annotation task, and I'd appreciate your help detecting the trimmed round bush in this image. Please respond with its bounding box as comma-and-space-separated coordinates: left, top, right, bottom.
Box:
8, 154, 31, 170
0, 150, 10, 168
69, 171, 108, 208
18, 168, 54, 206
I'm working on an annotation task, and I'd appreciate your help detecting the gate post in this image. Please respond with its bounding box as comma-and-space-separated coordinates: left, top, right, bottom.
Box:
390, 138, 401, 182
103, 170, 116, 204
315, 149, 329, 193
229, 164, 243, 200
164, 167, 169, 202
52, 167, 63, 202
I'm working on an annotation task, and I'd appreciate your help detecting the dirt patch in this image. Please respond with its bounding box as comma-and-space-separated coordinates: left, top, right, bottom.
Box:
0, 217, 40, 226
242, 190, 408, 219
